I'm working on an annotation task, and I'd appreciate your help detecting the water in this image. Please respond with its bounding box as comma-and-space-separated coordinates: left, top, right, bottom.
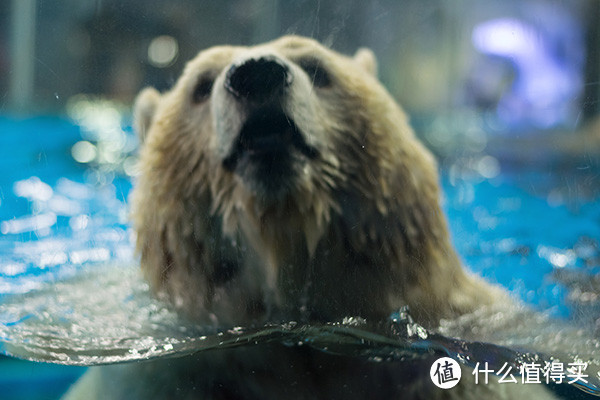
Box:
1, 114, 599, 398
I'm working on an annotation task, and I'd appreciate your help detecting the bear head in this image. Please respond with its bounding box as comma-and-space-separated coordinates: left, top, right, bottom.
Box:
132, 36, 496, 327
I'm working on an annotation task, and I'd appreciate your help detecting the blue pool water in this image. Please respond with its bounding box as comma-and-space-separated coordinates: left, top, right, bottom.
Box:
0, 115, 599, 398
445, 176, 598, 318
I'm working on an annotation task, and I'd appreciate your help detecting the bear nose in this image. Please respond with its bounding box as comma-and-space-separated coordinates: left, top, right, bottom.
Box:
225, 56, 292, 101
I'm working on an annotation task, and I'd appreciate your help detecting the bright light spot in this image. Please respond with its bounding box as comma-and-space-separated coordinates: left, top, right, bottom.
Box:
56, 178, 92, 200
69, 215, 90, 231
72, 141, 97, 163
148, 35, 179, 68
550, 253, 570, 268
472, 206, 498, 230
472, 18, 537, 57
0, 263, 27, 276
476, 155, 500, 179
495, 238, 517, 253
95, 228, 126, 242
456, 183, 475, 205
71, 140, 98, 164
98, 146, 120, 164
39, 251, 68, 268
123, 156, 140, 177
471, 15, 584, 130
48, 195, 82, 216
68, 98, 122, 134
69, 248, 110, 265
1, 213, 57, 235
0, 278, 43, 295
14, 177, 53, 201
115, 245, 134, 260
537, 245, 576, 268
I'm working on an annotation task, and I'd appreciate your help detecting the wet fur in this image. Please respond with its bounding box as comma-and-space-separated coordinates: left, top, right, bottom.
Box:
63, 36, 553, 400
131, 36, 504, 328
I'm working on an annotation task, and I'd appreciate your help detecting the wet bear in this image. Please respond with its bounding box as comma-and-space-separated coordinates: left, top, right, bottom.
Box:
64, 36, 557, 400
131, 35, 503, 328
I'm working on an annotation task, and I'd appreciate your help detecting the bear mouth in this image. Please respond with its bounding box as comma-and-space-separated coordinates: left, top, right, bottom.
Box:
222, 107, 319, 196
223, 107, 318, 172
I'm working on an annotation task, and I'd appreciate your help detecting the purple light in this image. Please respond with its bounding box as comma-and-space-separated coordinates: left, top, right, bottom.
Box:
471, 16, 583, 131
473, 18, 539, 58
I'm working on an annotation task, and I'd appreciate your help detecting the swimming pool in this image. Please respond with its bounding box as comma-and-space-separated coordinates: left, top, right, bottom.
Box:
0, 115, 599, 399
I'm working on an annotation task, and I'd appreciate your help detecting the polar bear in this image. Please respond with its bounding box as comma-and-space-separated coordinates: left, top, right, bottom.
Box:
63, 36, 559, 399
130, 35, 504, 328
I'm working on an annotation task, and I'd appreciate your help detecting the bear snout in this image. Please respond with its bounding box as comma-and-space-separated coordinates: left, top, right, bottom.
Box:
224, 56, 292, 103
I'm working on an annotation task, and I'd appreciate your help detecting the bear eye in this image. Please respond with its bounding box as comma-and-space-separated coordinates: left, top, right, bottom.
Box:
298, 58, 331, 88
192, 75, 214, 104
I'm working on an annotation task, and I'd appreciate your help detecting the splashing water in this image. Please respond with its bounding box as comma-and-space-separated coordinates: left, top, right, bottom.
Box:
0, 263, 599, 397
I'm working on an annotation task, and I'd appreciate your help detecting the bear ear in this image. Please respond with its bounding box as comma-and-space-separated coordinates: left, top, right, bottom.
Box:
354, 48, 378, 77
133, 87, 161, 143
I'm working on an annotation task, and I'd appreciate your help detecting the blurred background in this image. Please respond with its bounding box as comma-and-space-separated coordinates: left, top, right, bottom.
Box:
2, 0, 600, 141
2, 1, 600, 399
